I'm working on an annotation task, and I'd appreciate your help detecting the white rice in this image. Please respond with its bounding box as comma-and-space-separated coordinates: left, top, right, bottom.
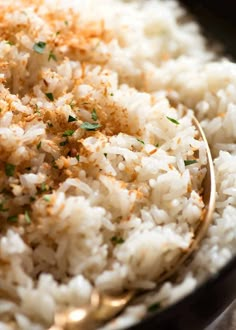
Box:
0, 0, 236, 329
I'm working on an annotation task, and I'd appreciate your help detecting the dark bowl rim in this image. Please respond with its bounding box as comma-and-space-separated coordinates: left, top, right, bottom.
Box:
128, 254, 236, 329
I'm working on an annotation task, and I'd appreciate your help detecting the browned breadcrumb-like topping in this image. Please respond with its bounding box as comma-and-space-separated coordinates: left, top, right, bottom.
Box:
0, 2, 206, 303
0, 1, 113, 60
0, 0, 139, 232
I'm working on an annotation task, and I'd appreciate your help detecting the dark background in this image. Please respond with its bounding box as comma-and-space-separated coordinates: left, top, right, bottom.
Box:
180, 0, 236, 59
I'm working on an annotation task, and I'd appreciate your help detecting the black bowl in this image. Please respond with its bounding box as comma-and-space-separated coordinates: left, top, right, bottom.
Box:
128, 2, 236, 329
129, 257, 236, 330
180, 0, 236, 60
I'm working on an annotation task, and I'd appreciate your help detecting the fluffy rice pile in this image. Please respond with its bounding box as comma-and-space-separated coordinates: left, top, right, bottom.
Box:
0, 1, 236, 330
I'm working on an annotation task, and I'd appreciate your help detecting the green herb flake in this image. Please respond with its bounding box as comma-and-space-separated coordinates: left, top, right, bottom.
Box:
76, 155, 80, 161
56, 31, 61, 36
184, 160, 198, 166
64, 20, 69, 26
91, 109, 98, 121
45, 93, 54, 101
111, 236, 125, 245
68, 115, 77, 123
104, 153, 107, 158
69, 100, 75, 109
35, 104, 41, 115
30, 196, 36, 202
33, 41, 46, 54
48, 51, 57, 62
63, 129, 75, 137
155, 143, 159, 148
0, 202, 8, 212
48, 50, 57, 62
166, 116, 180, 125
37, 141, 42, 150
147, 302, 161, 313
43, 195, 51, 202
7, 215, 18, 223
137, 138, 145, 145
80, 122, 101, 131
6, 41, 14, 46
5, 163, 15, 177
60, 139, 69, 146
41, 182, 48, 192
110, 93, 114, 96
24, 211, 31, 224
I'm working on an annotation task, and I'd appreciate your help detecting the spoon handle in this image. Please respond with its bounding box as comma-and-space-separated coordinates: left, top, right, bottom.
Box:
49, 290, 134, 330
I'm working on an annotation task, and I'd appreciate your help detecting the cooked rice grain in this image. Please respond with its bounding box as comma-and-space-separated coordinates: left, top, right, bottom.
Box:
0, 1, 235, 329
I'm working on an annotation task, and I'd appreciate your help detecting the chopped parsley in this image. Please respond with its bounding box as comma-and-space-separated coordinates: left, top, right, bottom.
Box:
24, 211, 31, 224
69, 100, 75, 109
68, 115, 77, 123
76, 155, 80, 161
166, 116, 180, 125
63, 129, 75, 137
147, 302, 161, 313
91, 109, 98, 121
137, 138, 145, 145
60, 139, 69, 146
184, 160, 198, 166
64, 20, 69, 26
33, 41, 46, 54
110, 93, 114, 96
48, 51, 57, 62
40, 182, 48, 192
0, 202, 8, 212
6, 41, 14, 46
7, 215, 18, 223
155, 143, 159, 148
111, 236, 125, 245
5, 163, 15, 177
37, 141, 42, 150
43, 195, 51, 202
104, 153, 107, 158
45, 93, 54, 101
80, 122, 101, 131
35, 104, 41, 115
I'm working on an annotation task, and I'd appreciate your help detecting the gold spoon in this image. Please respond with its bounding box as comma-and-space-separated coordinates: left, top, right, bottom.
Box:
49, 115, 216, 330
